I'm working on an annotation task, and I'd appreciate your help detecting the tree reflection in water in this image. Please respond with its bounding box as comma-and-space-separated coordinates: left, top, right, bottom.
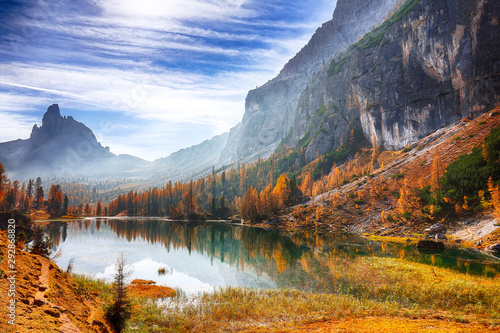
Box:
43, 218, 499, 293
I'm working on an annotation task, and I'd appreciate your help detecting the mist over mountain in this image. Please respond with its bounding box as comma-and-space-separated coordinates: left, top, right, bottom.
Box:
0, 104, 149, 180
0, 104, 230, 183
1, 0, 499, 184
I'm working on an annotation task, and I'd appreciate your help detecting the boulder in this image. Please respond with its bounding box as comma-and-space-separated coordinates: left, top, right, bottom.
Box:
434, 233, 447, 240
427, 223, 446, 234
44, 309, 60, 318
485, 244, 500, 254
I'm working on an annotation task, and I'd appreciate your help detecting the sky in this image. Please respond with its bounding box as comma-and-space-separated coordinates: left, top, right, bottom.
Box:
0, 0, 337, 161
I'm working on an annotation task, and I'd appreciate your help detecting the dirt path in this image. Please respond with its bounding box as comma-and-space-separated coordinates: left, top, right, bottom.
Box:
35, 258, 83, 333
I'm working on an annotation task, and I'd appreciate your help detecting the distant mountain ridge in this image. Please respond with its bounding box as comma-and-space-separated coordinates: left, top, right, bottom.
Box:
2, 0, 499, 183
0, 104, 229, 182
151, 133, 229, 181
0, 104, 149, 180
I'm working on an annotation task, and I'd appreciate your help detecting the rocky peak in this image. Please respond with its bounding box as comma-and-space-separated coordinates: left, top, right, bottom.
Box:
27, 103, 106, 160
34, 104, 64, 138
42, 104, 62, 124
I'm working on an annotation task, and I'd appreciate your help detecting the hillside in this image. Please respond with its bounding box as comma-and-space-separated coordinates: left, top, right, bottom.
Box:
270, 106, 500, 248
0, 232, 112, 332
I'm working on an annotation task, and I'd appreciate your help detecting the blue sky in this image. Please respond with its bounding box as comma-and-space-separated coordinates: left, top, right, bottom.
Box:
0, 0, 336, 161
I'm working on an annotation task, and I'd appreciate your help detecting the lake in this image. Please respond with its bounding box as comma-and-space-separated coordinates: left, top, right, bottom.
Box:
41, 218, 500, 294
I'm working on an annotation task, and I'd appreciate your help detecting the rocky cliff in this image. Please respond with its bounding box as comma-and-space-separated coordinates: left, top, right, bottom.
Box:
220, 0, 406, 163
221, 0, 500, 163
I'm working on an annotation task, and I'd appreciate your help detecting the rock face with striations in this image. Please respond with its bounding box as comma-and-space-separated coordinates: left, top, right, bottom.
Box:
220, 0, 406, 163
221, 0, 500, 164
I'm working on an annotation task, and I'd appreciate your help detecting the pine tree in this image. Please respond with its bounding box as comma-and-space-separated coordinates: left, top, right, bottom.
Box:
28, 226, 53, 258
106, 253, 132, 333
35, 177, 44, 209
96, 201, 102, 216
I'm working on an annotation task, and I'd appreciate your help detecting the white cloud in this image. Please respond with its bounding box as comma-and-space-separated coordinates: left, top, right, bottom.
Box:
0, 0, 338, 160
97, 0, 254, 22
0, 110, 38, 142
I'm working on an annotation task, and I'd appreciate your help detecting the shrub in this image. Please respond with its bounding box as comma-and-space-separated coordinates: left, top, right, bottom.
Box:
441, 126, 500, 202
442, 146, 488, 199
28, 226, 53, 258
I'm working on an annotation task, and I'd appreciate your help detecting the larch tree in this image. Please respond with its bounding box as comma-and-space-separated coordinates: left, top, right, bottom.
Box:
259, 183, 274, 217
273, 173, 291, 209
488, 177, 500, 221
241, 186, 259, 221
300, 172, 313, 197
185, 180, 197, 216
48, 184, 63, 217
431, 151, 444, 195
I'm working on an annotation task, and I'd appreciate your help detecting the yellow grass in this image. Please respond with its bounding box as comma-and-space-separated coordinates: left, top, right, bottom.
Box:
125, 257, 500, 332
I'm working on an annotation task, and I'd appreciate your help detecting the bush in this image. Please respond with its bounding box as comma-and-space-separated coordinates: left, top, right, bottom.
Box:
442, 147, 488, 199
441, 125, 500, 202
28, 226, 53, 258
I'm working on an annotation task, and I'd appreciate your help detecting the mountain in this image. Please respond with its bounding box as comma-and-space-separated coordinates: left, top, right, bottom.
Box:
2, 0, 499, 184
0, 104, 230, 183
220, 0, 500, 163
219, 0, 407, 164
0, 104, 149, 180
150, 133, 229, 182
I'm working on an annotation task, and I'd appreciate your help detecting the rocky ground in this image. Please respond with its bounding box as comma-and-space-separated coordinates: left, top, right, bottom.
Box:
0, 233, 112, 332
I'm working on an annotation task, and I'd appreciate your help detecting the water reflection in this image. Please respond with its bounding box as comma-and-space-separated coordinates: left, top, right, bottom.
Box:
43, 218, 500, 294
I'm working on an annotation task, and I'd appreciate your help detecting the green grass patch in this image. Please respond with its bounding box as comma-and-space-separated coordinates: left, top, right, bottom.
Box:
72, 273, 113, 300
